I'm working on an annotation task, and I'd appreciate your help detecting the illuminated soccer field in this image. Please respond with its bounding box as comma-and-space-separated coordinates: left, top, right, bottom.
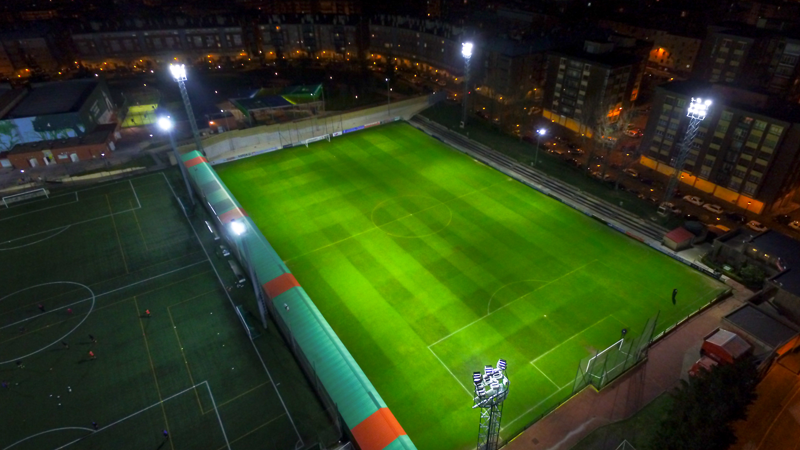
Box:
216, 121, 727, 450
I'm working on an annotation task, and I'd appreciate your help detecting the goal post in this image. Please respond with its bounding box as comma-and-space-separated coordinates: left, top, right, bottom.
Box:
304, 134, 331, 147
2, 188, 49, 208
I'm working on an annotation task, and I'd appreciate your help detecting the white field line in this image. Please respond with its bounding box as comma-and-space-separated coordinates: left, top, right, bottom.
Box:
0, 260, 206, 331
428, 347, 473, 398
529, 315, 614, 365
161, 172, 304, 448
2, 192, 77, 210
203, 381, 232, 450
130, 180, 141, 208
0, 194, 79, 222
428, 260, 598, 349
0, 226, 71, 251
500, 381, 573, 431
530, 362, 560, 389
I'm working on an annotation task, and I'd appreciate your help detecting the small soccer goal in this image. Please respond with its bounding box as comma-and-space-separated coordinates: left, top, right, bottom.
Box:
2, 188, 49, 208
304, 134, 331, 147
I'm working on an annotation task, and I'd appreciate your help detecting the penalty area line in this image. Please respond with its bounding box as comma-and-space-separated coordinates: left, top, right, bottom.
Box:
530, 362, 560, 390
500, 380, 573, 432
428, 347, 473, 398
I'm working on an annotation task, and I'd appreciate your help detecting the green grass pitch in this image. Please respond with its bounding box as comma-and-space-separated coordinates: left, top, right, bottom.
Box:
215, 121, 727, 450
0, 173, 333, 450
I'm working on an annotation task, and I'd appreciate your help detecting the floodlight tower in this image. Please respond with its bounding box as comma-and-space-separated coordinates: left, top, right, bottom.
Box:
534, 128, 546, 166
169, 64, 205, 156
472, 359, 509, 450
460, 42, 473, 129
230, 219, 268, 330
662, 97, 712, 204
157, 116, 195, 207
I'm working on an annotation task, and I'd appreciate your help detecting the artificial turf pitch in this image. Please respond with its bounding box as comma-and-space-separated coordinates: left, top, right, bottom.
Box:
216, 121, 728, 450
0, 173, 333, 450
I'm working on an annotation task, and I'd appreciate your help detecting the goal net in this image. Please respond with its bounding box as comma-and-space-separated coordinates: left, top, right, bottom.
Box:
572, 312, 659, 393
2, 188, 49, 207
304, 134, 331, 147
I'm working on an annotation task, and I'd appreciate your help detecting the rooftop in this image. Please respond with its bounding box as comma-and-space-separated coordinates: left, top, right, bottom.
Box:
2, 80, 100, 119
725, 304, 798, 349
548, 46, 640, 68
658, 81, 800, 123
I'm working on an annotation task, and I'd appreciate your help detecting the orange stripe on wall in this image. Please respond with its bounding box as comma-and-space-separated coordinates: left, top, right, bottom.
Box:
218, 207, 248, 224
351, 408, 407, 450
262, 273, 300, 299
184, 156, 208, 168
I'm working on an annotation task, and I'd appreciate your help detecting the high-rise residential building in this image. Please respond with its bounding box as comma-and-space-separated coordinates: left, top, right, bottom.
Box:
542, 39, 645, 136
597, 17, 703, 77
640, 81, 800, 214
693, 24, 800, 101
258, 15, 359, 62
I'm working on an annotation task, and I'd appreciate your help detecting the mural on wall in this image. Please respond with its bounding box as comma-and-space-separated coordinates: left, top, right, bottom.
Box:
0, 121, 22, 152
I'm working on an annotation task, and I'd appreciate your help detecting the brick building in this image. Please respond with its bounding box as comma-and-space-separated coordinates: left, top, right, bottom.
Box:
7, 122, 118, 168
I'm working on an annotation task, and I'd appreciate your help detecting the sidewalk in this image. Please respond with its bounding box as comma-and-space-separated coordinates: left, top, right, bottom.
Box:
504, 279, 752, 450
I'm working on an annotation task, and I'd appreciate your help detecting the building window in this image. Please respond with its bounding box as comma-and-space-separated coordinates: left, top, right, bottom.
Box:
753, 120, 767, 131
721, 110, 734, 121
743, 183, 757, 195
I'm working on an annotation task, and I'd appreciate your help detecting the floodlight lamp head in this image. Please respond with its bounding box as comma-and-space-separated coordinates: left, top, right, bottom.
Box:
157, 117, 173, 131
170, 63, 187, 81
230, 220, 246, 236
687, 97, 711, 120
537, 128, 547, 136
497, 359, 507, 370
462, 42, 473, 59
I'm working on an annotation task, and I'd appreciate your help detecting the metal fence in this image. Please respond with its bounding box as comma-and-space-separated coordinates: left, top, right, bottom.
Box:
572, 312, 659, 393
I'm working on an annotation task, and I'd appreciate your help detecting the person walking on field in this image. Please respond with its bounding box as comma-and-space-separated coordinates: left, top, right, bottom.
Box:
89, 334, 97, 344
62, 341, 69, 349
88, 351, 96, 360
38, 304, 45, 313
145, 309, 151, 318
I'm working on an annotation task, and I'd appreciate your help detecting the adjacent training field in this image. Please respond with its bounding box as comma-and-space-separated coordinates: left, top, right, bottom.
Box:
216, 121, 727, 450
0, 173, 331, 450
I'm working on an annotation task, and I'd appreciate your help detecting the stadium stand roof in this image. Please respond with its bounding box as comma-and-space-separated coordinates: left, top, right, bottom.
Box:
281, 84, 323, 103
180, 150, 417, 450
3, 80, 100, 119
231, 96, 293, 112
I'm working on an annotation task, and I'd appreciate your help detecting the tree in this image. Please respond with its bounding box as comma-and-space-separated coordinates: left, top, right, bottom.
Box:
739, 264, 766, 288
649, 356, 758, 450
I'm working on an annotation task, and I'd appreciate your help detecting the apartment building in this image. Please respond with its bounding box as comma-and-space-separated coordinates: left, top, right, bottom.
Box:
694, 24, 800, 101
70, 15, 248, 66
640, 81, 800, 214
542, 40, 644, 136
368, 15, 464, 77
598, 18, 703, 77
258, 15, 359, 61
0, 26, 66, 79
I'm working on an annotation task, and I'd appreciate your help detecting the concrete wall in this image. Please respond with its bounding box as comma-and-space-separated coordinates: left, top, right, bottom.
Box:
180, 94, 442, 163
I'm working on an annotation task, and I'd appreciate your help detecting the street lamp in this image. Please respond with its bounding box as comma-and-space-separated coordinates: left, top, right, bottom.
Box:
158, 116, 195, 207
169, 64, 205, 156
385, 78, 391, 116
460, 42, 473, 129
662, 97, 712, 204
229, 219, 268, 330
535, 128, 546, 166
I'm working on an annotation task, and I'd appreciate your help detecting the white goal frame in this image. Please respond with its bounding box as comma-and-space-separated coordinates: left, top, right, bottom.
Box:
304, 134, 331, 147
2, 188, 49, 208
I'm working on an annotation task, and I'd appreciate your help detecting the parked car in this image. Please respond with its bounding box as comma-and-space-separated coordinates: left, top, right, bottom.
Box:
658, 202, 682, 215
436, 79, 447, 86
746, 220, 768, 232
702, 203, 724, 214
774, 214, 793, 225
725, 212, 747, 224
683, 195, 704, 206
623, 168, 638, 178
624, 130, 641, 137
569, 148, 584, 156
789, 220, 800, 231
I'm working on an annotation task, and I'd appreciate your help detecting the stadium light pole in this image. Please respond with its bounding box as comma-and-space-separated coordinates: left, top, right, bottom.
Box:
472, 359, 509, 450
230, 219, 268, 330
460, 42, 473, 129
385, 78, 391, 116
534, 128, 546, 166
661, 97, 712, 205
169, 64, 205, 156
158, 116, 195, 207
